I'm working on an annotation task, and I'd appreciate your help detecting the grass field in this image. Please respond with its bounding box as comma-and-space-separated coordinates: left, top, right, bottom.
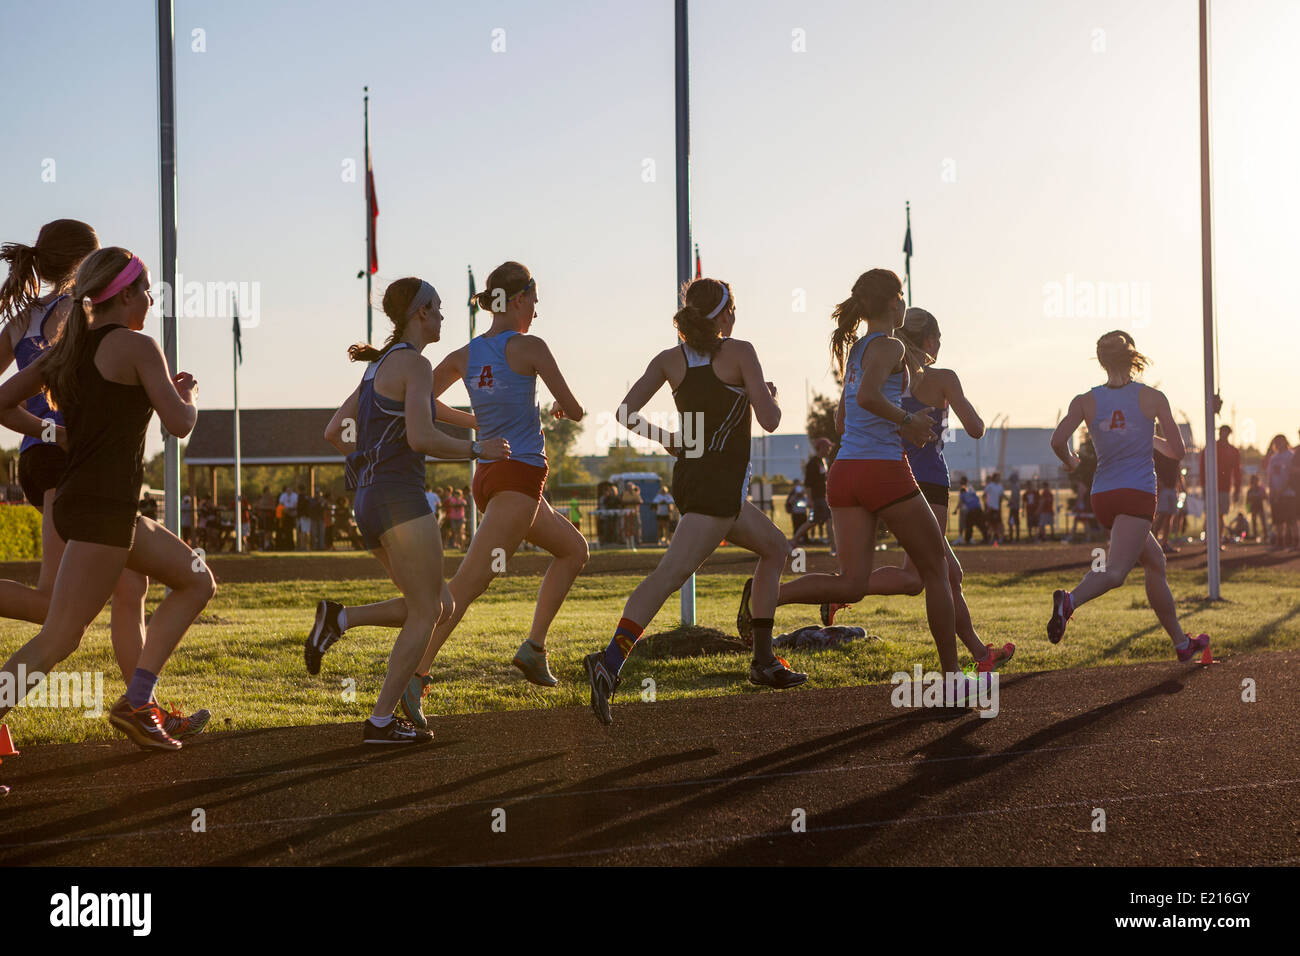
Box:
1, 542, 1296, 745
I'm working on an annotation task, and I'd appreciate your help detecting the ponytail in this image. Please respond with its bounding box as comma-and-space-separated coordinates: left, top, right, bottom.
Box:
0, 220, 98, 327
347, 276, 424, 362
0, 243, 40, 325
830, 269, 904, 379
674, 278, 731, 355
1096, 329, 1149, 378
829, 297, 863, 379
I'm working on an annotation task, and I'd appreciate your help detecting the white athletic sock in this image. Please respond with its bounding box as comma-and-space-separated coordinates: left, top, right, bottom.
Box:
337, 608, 349, 632
1173, 634, 1189, 650
369, 712, 393, 727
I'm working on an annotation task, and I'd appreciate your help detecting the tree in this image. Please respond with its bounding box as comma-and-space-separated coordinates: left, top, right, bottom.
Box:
602, 444, 671, 481
542, 414, 591, 486
806, 368, 843, 461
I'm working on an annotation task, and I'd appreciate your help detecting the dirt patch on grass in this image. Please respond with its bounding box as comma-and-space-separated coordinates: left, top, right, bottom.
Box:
636, 625, 747, 659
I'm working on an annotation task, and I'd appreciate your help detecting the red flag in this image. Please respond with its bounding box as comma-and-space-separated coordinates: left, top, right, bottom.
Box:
694, 243, 701, 279
366, 152, 379, 275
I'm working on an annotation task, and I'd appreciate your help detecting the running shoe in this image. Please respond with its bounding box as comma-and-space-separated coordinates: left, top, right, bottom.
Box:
0, 785, 8, 798
1046, 589, 1073, 644
159, 702, 211, 739
108, 696, 181, 751
305, 599, 344, 675
513, 639, 559, 687
976, 642, 1016, 674
749, 656, 808, 689
945, 672, 990, 708
399, 674, 435, 728
1175, 633, 1210, 663
583, 652, 620, 726
736, 577, 754, 647
820, 601, 851, 627
363, 714, 433, 745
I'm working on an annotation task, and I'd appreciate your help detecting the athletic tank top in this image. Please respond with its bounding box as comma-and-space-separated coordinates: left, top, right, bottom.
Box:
56, 324, 155, 506
464, 330, 546, 467
345, 343, 434, 490
839, 331, 908, 461
1089, 382, 1157, 495
901, 379, 948, 485
671, 341, 752, 468
12, 295, 66, 453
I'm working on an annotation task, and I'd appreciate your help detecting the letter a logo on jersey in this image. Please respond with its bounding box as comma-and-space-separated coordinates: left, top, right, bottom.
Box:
1109, 409, 1126, 430
477, 365, 494, 390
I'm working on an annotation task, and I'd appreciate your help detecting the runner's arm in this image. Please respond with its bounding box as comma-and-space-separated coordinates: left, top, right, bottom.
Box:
943, 369, 984, 439
523, 336, 583, 421
134, 335, 198, 438
735, 340, 781, 433
618, 353, 675, 451
1051, 394, 1086, 469
324, 384, 361, 453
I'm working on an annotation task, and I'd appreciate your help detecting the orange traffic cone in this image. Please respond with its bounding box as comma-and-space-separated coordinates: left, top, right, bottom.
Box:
0, 723, 18, 758
1201, 644, 1213, 665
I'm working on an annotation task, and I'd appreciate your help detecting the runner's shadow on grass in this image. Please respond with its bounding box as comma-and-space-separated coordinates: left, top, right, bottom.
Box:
702, 673, 1191, 866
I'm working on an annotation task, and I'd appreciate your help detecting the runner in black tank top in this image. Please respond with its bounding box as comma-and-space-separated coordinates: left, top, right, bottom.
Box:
53, 324, 154, 548
0, 248, 214, 754
582, 278, 805, 727
671, 340, 753, 517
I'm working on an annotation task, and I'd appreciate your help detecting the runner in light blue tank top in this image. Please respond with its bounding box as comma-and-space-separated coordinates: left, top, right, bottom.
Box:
1089, 382, 1156, 495
1046, 330, 1209, 663
464, 330, 546, 467
839, 331, 908, 461
417, 262, 588, 693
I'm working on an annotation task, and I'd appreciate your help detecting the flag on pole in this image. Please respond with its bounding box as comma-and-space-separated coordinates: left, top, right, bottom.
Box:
694, 243, 701, 279
902, 201, 913, 305
902, 222, 912, 258
232, 306, 242, 365
467, 266, 479, 321
365, 149, 379, 275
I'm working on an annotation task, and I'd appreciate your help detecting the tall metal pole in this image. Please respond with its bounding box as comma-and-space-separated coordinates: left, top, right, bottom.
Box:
468, 265, 478, 541
233, 297, 243, 553
675, 0, 695, 625
364, 88, 374, 345
156, 0, 180, 537
1199, 0, 1221, 598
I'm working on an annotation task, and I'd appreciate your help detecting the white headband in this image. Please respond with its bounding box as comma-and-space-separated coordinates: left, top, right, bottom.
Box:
407, 280, 438, 318
706, 285, 729, 319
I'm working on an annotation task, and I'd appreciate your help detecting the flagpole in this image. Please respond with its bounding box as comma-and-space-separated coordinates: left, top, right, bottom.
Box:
156, 0, 180, 538
364, 87, 373, 345
232, 296, 243, 553
467, 265, 478, 541
675, 0, 695, 626
904, 200, 912, 306
1198, 0, 1221, 598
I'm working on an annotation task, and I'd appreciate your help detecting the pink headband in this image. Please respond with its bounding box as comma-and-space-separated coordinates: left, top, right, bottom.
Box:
88, 255, 144, 305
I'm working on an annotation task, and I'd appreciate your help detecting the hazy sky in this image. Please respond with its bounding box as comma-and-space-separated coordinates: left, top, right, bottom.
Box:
3, 0, 1296, 459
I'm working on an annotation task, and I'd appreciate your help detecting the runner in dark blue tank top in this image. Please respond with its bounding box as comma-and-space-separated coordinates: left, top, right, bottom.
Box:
408, 262, 588, 693
309, 277, 509, 743
859, 308, 1014, 674
583, 277, 803, 726
1047, 331, 1210, 663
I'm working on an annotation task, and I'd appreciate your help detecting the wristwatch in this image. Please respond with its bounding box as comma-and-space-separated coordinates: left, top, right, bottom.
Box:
900, 412, 913, 428
469, 440, 482, 459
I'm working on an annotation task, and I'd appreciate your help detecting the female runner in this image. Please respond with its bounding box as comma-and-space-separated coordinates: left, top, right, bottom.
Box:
584, 277, 803, 724
309, 277, 508, 742
1046, 331, 1209, 661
